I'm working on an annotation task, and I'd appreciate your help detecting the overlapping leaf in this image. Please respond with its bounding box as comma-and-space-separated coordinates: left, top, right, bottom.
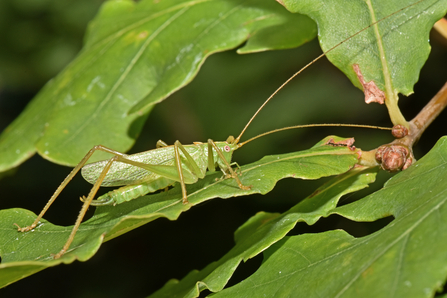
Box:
0, 137, 358, 287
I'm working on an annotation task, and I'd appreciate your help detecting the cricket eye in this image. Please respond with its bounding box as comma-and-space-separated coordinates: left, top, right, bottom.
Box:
224, 145, 231, 152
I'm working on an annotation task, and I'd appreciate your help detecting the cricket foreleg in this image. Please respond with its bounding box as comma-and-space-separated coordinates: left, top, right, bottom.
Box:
207, 139, 251, 191
219, 162, 242, 178
228, 162, 243, 176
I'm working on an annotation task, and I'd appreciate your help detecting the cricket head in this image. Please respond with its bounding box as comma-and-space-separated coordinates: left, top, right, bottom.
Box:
223, 136, 239, 154
226, 134, 244, 149
214, 138, 239, 169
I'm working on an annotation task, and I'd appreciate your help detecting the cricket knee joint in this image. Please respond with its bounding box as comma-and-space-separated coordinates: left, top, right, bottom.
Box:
156, 140, 168, 148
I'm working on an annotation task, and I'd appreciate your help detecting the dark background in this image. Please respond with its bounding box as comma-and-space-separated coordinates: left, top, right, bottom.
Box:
1, 1, 447, 297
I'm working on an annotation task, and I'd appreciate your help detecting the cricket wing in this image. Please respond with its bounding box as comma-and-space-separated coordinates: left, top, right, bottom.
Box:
81, 145, 204, 187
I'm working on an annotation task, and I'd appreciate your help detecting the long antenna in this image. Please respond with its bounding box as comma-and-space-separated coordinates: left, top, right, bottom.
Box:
233, 0, 425, 145
237, 124, 392, 148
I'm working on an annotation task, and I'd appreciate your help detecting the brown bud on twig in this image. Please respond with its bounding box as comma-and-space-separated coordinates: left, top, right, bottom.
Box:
403, 156, 413, 170
375, 145, 386, 163
391, 125, 409, 139
375, 144, 411, 172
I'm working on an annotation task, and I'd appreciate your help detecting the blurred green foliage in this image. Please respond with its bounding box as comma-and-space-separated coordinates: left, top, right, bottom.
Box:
0, 0, 103, 91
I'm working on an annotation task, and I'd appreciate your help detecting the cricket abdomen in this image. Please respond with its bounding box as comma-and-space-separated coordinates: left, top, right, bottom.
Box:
90, 176, 175, 206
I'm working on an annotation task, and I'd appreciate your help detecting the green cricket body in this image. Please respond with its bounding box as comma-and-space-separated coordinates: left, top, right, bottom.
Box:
81, 140, 238, 205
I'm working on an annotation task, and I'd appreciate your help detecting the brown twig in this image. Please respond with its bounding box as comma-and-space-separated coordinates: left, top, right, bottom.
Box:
434, 18, 447, 41
361, 81, 447, 171
409, 81, 447, 145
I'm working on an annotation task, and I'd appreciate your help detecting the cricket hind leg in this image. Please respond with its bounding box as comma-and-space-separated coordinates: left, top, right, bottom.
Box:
14, 145, 124, 233
53, 154, 124, 258
55, 146, 197, 258
14, 145, 140, 259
